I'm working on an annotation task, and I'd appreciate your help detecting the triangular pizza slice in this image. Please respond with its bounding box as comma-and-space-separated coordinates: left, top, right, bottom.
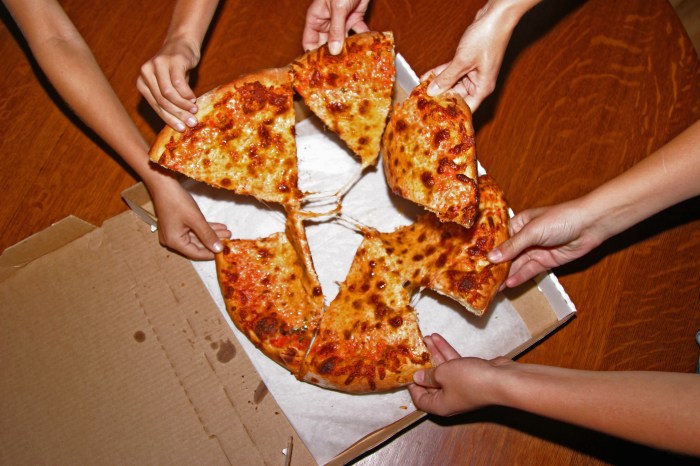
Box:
299, 230, 431, 393
215, 216, 324, 374
149, 67, 302, 207
382, 77, 478, 228
290, 31, 396, 168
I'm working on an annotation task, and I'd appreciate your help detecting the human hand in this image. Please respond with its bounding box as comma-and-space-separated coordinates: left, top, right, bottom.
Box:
302, 0, 371, 54
487, 200, 605, 288
137, 38, 201, 132
420, 0, 527, 112
408, 334, 514, 416
147, 176, 231, 260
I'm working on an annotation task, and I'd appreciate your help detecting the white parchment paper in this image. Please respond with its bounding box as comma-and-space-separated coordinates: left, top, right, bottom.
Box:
185, 114, 533, 465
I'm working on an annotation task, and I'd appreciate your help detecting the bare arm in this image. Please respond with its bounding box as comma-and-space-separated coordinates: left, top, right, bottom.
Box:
423, 0, 541, 111
4, 0, 230, 259
137, 0, 220, 131
410, 334, 700, 456
489, 118, 700, 287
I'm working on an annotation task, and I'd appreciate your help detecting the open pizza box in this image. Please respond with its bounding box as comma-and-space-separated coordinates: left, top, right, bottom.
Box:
0, 55, 575, 465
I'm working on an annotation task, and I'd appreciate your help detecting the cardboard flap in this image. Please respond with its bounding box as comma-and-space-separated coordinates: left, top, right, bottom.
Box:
0, 216, 95, 282
121, 182, 157, 228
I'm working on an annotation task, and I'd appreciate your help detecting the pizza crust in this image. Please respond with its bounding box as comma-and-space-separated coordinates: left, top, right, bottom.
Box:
299, 231, 432, 393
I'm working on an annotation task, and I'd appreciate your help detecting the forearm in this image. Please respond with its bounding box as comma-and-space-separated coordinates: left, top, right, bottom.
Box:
579, 119, 700, 241
6, 0, 176, 188
163, 0, 220, 50
494, 363, 700, 455
485, 0, 541, 26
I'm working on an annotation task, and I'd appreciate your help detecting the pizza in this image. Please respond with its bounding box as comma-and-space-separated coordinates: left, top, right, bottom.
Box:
215, 215, 324, 374
150, 34, 513, 394
381, 76, 479, 229
214, 175, 509, 393
379, 175, 511, 316
149, 67, 302, 207
299, 230, 432, 393
290, 31, 395, 168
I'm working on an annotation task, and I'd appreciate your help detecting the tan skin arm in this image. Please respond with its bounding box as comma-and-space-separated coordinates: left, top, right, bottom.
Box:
4, 0, 230, 260
137, 0, 220, 131
489, 118, 700, 287
410, 333, 700, 456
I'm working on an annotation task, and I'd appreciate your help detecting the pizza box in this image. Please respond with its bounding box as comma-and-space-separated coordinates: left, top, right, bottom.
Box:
0, 55, 576, 465
122, 54, 577, 464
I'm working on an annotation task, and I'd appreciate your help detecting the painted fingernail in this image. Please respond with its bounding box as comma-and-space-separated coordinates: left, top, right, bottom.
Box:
175, 122, 186, 132
212, 241, 223, 253
427, 81, 441, 96
328, 40, 342, 55
186, 116, 198, 127
488, 249, 502, 262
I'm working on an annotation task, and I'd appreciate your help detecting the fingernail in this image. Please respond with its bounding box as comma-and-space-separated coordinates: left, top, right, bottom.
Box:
487, 249, 502, 262
413, 370, 425, 384
189, 106, 198, 113
328, 40, 342, 55
186, 116, 198, 127
427, 81, 441, 96
212, 241, 223, 253
175, 122, 186, 132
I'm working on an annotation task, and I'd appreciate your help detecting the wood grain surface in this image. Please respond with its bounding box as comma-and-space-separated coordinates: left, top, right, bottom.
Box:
1, 1, 698, 464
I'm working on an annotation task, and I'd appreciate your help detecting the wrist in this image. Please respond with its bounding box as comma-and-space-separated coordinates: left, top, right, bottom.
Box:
576, 185, 640, 244
487, 0, 541, 24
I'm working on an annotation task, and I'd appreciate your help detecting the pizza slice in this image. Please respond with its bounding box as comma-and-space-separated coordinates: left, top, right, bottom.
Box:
427, 175, 511, 315
381, 76, 479, 229
290, 31, 396, 168
299, 230, 431, 393
379, 175, 511, 316
149, 67, 302, 207
215, 216, 324, 374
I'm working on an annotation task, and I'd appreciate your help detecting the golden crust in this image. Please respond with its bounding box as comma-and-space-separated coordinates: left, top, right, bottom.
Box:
377, 175, 510, 317
429, 175, 511, 315
381, 77, 478, 229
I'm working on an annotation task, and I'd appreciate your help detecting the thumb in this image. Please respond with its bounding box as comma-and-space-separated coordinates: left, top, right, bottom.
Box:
427, 60, 466, 97
190, 217, 224, 254
413, 367, 441, 388
488, 227, 536, 263
328, 3, 350, 54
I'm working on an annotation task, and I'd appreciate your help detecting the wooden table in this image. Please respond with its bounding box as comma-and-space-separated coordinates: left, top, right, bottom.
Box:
1, 0, 698, 464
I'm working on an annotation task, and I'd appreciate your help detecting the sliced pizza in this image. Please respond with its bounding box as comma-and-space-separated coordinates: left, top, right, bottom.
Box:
381, 76, 479, 229
299, 230, 431, 393
379, 175, 511, 316
290, 31, 396, 168
149, 67, 302, 207
215, 216, 324, 374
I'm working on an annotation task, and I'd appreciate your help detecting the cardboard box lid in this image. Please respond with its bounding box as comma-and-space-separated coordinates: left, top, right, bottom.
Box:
0, 210, 314, 465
